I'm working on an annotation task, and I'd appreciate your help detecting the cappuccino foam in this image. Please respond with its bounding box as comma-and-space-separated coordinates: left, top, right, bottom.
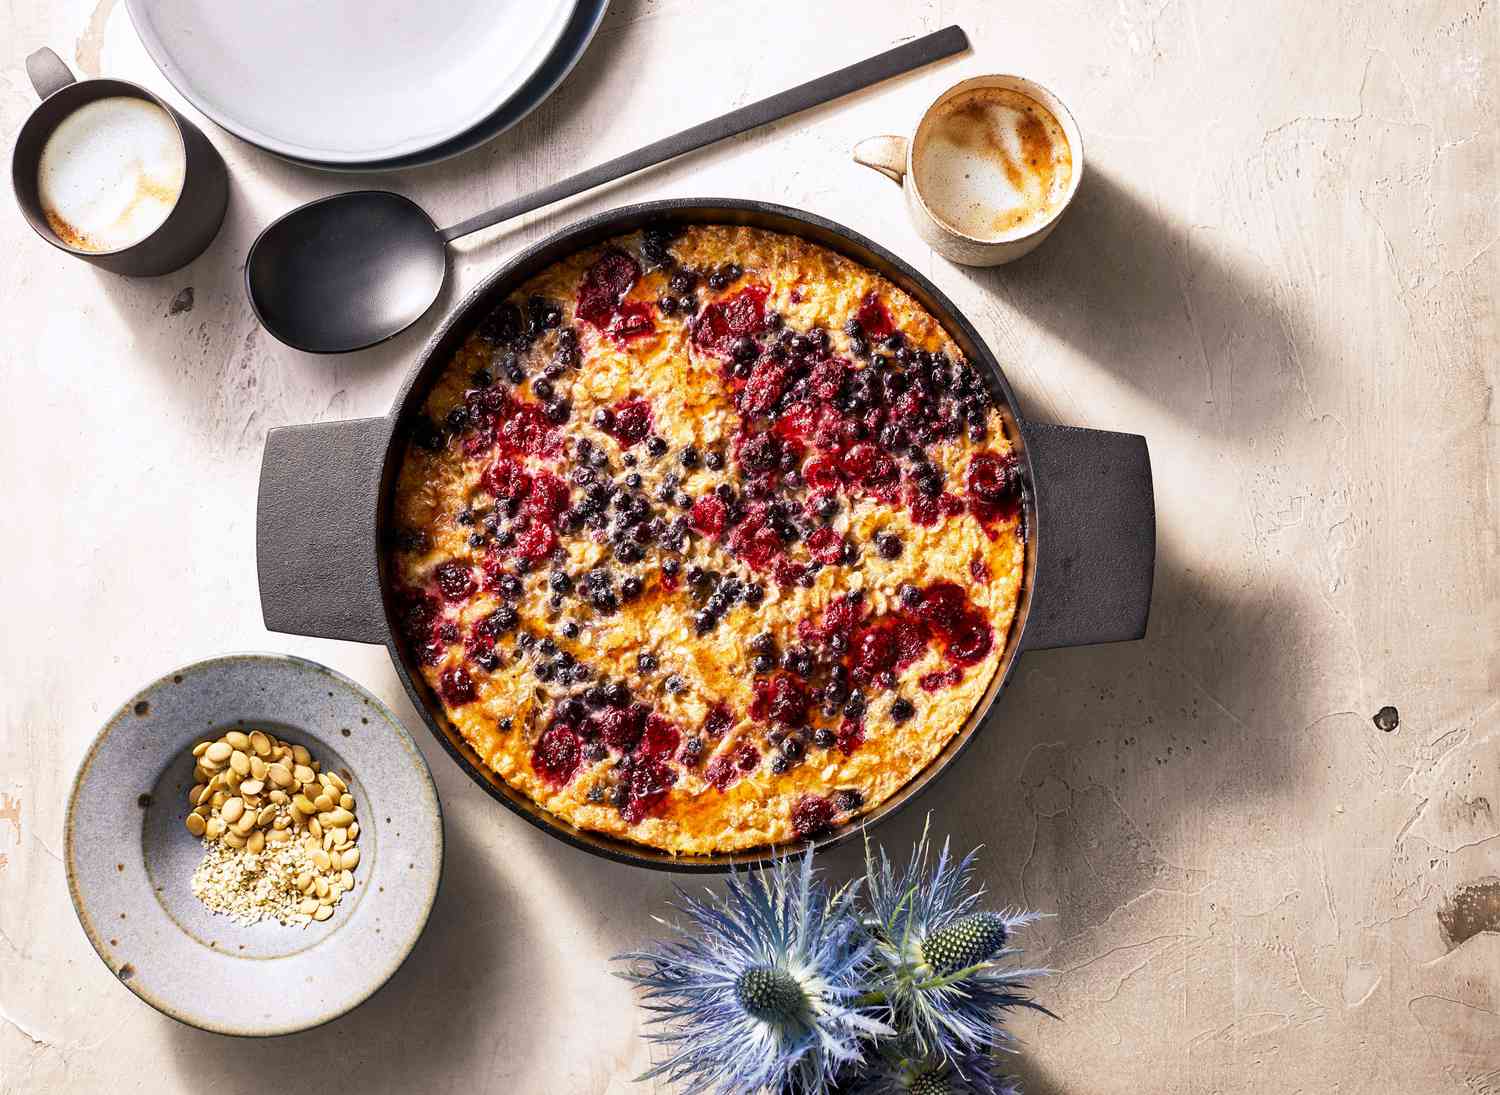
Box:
37, 97, 185, 253
914, 87, 1073, 242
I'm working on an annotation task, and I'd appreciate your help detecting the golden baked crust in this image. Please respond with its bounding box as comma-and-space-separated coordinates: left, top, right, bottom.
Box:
388, 225, 1025, 854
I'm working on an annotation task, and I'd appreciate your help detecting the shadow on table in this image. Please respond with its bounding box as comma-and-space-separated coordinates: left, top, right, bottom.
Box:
956, 164, 1311, 443
165, 809, 521, 1079
813, 525, 1308, 942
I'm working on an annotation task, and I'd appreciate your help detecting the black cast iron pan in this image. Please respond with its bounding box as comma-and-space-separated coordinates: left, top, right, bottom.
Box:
256, 198, 1155, 872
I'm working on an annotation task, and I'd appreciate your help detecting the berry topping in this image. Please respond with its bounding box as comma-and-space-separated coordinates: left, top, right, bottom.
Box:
532, 725, 581, 786
619, 754, 676, 823
440, 666, 476, 705
576, 249, 642, 330
790, 794, 836, 838
434, 560, 476, 602
605, 398, 654, 446
691, 495, 728, 537
693, 284, 769, 358
853, 291, 895, 341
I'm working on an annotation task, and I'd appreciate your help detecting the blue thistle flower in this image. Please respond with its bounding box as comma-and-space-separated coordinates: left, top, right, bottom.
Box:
862, 824, 1049, 1063
849, 1043, 1024, 1095
615, 849, 891, 1094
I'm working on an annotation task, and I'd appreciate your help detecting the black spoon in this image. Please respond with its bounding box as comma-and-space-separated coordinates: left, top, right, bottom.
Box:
245, 27, 968, 354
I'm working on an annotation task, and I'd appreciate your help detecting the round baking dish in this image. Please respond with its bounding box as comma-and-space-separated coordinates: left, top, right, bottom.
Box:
255, 198, 1155, 871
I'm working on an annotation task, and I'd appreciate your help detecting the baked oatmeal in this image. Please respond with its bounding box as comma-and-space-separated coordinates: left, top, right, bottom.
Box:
387, 224, 1025, 854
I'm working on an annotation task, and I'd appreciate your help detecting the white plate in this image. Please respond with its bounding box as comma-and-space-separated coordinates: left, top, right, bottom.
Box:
126, 0, 578, 164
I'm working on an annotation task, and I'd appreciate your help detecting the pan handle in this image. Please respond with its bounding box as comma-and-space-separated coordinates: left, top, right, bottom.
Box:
1018, 423, 1156, 651
256, 418, 390, 645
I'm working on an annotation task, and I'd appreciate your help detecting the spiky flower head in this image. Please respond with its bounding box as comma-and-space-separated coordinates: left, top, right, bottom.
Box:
862, 824, 1049, 1062
615, 849, 891, 1095
849, 1043, 1024, 1095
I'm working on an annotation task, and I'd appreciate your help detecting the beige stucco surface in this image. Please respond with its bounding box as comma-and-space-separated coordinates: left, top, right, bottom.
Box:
1, 1, 1496, 1091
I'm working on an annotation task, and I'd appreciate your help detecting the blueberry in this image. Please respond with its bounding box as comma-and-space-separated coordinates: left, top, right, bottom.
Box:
637, 652, 658, 673
544, 399, 571, 424
731, 336, 757, 364
744, 583, 765, 606
646, 436, 668, 458
891, 697, 915, 723
625, 472, 642, 489
782, 648, 814, 677
550, 571, 573, 594
831, 789, 863, 812
681, 737, 704, 767
559, 696, 588, 723
694, 610, 718, 634
750, 632, 777, 654
899, 583, 923, 608
664, 674, 686, 695
658, 295, 679, 315
499, 717, 513, 733
770, 753, 792, 774
876, 532, 903, 560
621, 576, 644, 600
603, 682, 629, 707
661, 558, 681, 580
593, 408, 614, 431
533, 378, 554, 401
561, 620, 580, 639
705, 449, 725, 471
843, 693, 866, 719
669, 270, 696, 295
812, 727, 836, 748
584, 686, 610, 708
680, 446, 700, 469
752, 654, 775, 674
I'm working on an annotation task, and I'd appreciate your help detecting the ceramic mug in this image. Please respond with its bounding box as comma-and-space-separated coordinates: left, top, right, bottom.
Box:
853, 74, 1084, 266
10, 48, 228, 276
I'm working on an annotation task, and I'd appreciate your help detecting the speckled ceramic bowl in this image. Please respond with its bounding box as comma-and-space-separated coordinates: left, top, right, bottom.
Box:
65, 653, 443, 1036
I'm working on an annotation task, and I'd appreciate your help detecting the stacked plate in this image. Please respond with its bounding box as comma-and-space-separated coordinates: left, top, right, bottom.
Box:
124, 0, 609, 171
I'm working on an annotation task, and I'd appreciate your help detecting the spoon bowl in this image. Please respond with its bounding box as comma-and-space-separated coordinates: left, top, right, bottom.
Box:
245, 191, 447, 354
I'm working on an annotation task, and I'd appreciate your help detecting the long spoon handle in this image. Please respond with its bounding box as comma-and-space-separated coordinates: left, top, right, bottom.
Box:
438, 25, 968, 243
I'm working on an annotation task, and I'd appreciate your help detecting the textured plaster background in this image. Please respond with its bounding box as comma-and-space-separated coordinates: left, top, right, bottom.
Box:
1, 0, 1497, 1092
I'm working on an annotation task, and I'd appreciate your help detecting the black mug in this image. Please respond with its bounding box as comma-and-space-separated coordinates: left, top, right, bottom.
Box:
10, 48, 228, 277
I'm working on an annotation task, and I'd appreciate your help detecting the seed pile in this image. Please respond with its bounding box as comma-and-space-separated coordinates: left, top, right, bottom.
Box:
184, 729, 361, 927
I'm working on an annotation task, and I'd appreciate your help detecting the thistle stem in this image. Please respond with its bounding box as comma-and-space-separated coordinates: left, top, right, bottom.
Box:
854, 958, 1006, 1006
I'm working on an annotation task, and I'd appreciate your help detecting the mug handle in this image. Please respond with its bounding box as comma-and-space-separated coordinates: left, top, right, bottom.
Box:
26, 48, 76, 100
853, 135, 909, 185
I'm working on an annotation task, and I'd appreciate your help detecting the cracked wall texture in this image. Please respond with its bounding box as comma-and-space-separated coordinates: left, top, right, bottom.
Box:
1, 0, 1496, 1092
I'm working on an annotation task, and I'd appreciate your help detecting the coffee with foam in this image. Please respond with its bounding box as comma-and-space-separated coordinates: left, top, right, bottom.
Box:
37, 97, 186, 253
914, 87, 1073, 242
